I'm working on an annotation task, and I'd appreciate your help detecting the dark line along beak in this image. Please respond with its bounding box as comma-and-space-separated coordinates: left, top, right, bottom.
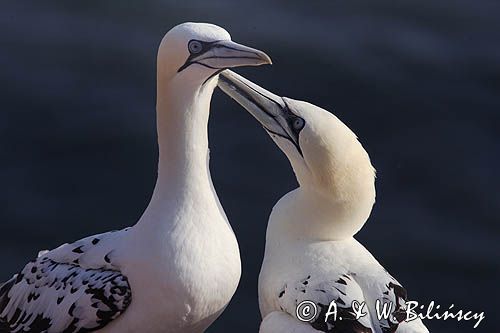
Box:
178, 40, 272, 73
218, 70, 303, 155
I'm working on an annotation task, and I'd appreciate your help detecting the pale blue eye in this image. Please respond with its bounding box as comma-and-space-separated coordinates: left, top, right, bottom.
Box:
188, 40, 203, 54
293, 118, 305, 130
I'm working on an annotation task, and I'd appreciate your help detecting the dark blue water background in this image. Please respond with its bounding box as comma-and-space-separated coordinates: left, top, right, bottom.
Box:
1, 1, 499, 332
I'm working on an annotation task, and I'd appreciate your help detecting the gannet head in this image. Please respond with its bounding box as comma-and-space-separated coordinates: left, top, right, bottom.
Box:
218, 70, 376, 238
157, 23, 271, 85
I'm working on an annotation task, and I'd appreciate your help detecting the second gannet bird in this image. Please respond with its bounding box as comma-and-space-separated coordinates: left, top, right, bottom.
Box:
0, 23, 270, 333
218, 70, 428, 333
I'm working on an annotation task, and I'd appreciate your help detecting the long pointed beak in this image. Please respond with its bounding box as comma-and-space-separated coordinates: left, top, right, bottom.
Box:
218, 70, 302, 152
193, 40, 272, 70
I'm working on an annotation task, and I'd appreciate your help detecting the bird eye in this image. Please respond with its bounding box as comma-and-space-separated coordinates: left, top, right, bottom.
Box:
188, 40, 203, 54
292, 117, 305, 131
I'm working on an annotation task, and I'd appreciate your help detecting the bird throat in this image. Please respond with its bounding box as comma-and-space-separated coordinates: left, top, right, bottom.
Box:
151, 76, 217, 207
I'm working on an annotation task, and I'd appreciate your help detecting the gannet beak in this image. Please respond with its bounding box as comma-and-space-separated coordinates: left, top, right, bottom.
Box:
218, 70, 303, 154
183, 40, 272, 72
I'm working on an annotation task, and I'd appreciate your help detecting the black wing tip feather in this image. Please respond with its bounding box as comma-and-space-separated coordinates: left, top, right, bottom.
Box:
0, 322, 10, 333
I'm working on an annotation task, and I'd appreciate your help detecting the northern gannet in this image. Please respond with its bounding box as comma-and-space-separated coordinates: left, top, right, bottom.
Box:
218, 70, 429, 333
0, 23, 271, 333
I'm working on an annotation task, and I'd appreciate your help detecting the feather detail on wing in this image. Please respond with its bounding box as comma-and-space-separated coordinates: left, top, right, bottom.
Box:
364, 273, 428, 333
274, 272, 427, 333
276, 274, 375, 333
41, 228, 131, 270
0, 229, 132, 333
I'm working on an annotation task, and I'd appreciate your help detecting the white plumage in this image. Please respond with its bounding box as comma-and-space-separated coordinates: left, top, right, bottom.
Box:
218, 70, 429, 333
0, 23, 271, 333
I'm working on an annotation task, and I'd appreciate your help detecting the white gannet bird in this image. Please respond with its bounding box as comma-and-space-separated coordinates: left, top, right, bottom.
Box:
218, 70, 428, 333
0, 23, 271, 333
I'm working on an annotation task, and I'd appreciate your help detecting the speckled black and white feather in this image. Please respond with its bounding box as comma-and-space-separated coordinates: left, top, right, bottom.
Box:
0, 229, 131, 333
277, 274, 374, 332
275, 272, 417, 333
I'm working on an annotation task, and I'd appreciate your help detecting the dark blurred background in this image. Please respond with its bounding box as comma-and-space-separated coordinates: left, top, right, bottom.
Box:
1, 1, 499, 332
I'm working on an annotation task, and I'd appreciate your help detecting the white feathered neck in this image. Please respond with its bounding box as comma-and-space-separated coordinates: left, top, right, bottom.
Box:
136, 73, 220, 231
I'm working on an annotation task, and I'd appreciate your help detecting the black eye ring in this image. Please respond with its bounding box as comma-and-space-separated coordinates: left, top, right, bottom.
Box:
292, 117, 305, 131
188, 40, 203, 54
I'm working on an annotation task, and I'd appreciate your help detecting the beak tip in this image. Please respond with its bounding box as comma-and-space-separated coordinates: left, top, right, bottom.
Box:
260, 52, 273, 65
264, 53, 273, 65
